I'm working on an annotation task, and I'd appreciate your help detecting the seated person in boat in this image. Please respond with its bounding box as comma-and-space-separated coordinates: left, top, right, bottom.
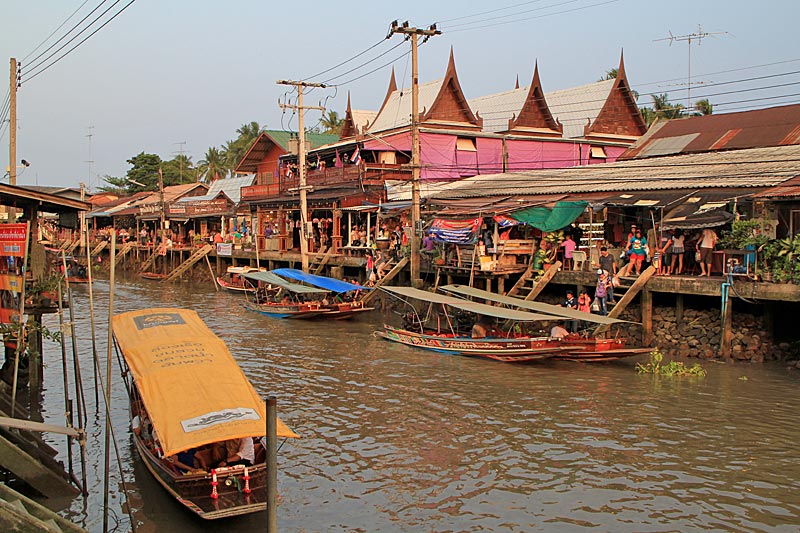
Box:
550, 321, 570, 339
166, 448, 204, 474
472, 316, 501, 338
132, 413, 153, 445
218, 437, 255, 468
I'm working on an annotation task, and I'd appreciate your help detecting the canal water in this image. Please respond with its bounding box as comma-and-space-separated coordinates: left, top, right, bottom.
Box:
35, 276, 799, 532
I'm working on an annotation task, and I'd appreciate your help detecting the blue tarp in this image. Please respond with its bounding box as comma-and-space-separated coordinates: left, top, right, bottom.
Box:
271, 268, 372, 293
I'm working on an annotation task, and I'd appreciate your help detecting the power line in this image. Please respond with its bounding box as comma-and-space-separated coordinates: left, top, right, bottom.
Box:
436, 0, 546, 24
302, 38, 391, 81
22, 0, 114, 74
23, 0, 138, 84
444, 0, 581, 29
447, 0, 619, 33
321, 40, 407, 85
21, 0, 93, 63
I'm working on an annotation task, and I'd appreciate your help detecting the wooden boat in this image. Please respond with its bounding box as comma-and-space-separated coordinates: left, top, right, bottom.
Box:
552, 337, 652, 362
376, 286, 574, 363
439, 284, 647, 362
271, 268, 375, 319
140, 272, 167, 281
216, 266, 264, 293
243, 269, 374, 320
242, 270, 329, 319
112, 308, 298, 520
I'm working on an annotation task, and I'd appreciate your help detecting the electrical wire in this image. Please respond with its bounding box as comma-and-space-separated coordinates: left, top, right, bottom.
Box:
22, 0, 113, 74
21, 0, 93, 63
436, 0, 546, 24
444, 0, 580, 29
302, 38, 391, 81
321, 40, 407, 85
446, 0, 619, 33
332, 48, 413, 88
23, 0, 138, 84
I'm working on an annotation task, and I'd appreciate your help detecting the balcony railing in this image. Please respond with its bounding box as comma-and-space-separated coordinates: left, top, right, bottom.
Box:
241, 164, 410, 201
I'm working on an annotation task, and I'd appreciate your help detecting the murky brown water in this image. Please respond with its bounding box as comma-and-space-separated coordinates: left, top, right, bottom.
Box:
34, 275, 800, 532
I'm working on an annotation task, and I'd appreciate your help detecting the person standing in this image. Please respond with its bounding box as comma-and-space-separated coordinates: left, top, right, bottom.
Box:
598, 247, 617, 303
670, 230, 686, 275
595, 269, 611, 316
627, 230, 647, 276
697, 228, 718, 277
561, 290, 578, 332
560, 234, 577, 270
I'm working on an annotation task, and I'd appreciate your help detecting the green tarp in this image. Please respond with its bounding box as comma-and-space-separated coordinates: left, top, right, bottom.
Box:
510, 201, 588, 232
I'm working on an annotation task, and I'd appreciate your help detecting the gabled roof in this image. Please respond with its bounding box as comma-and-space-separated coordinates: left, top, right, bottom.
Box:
470, 61, 561, 136
368, 50, 481, 133
235, 130, 340, 173
545, 79, 616, 139
86, 192, 150, 218
340, 92, 378, 138
136, 183, 208, 205
585, 53, 647, 139
177, 174, 254, 205
621, 103, 800, 160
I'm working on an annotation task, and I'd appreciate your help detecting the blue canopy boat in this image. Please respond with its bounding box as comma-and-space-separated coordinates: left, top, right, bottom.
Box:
242, 270, 328, 319
271, 268, 375, 319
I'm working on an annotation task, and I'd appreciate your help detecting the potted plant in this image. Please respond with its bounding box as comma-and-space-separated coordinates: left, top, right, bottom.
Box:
27, 274, 62, 307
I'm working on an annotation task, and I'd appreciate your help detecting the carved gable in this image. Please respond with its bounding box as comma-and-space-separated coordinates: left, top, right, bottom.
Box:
422, 49, 482, 130
507, 63, 562, 136
586, 52, 647, 138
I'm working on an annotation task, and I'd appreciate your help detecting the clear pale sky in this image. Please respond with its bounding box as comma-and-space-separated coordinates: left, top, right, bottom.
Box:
1, 0, 798, 190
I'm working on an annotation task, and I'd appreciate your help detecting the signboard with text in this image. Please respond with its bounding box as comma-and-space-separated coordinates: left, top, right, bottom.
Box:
0, 223, 29, 325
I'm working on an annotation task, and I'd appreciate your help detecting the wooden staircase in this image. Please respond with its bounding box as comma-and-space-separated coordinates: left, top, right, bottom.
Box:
138, 250, 159, 274
507, 261, 562, 301
0, 483, 85, 531
360, 256, 409, 306
595, 265, 657, 334
90, 240, 107, 256
163, 244, 214, 282
113, 241, 137, 265
312, 246, 333, 274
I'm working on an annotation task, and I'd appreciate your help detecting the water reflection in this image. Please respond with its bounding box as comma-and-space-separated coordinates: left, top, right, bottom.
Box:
33, 278, 800, 532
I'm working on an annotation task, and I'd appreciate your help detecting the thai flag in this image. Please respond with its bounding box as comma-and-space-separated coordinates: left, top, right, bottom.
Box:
350, 147, 361, 165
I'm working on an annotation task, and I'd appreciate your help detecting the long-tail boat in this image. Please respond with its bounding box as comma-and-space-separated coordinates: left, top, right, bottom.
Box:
440, 284, 650, 362
112, 308, 299, 519
242, 270, 329, 319
271, 268, 375, 319
216, 266, 264, 293
376, 286, 575, 363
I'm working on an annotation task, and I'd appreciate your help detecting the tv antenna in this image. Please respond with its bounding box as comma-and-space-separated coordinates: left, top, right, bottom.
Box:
655, 25, 729, 111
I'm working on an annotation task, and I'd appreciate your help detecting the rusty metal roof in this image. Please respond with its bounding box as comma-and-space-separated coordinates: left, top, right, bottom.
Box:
429, 144, 800, 200
621, 104, 800, 160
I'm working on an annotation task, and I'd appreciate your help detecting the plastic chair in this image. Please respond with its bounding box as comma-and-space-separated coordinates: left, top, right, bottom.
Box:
572, 250, 587, 270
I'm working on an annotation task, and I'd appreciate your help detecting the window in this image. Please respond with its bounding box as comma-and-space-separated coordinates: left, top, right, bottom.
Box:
589, 146, 607, 159
456, 137, 477, 152
379, 152, 397, 164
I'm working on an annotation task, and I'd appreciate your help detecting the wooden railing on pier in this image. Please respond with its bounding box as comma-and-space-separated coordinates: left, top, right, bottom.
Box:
164, 244, 213, 282
138, 250, 158, 274
595, 265, 656, 335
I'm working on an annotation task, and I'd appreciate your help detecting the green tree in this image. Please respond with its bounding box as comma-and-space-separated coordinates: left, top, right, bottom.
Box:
694, 98, 713, 116
222, 121, 264, 173
162, 154, 195, 186
125, 152, 163, 193
98, 174, 129, 194
198, 147, 227, 183
320, 110, 344, 135
598, 68, 618, 81
639, 93, 686, 127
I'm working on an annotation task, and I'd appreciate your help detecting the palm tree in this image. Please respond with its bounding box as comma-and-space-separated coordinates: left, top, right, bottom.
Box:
320, 110, 344, 135
198, 147, 227, 183
694, 98, 713, 116
598, 68, 618, 81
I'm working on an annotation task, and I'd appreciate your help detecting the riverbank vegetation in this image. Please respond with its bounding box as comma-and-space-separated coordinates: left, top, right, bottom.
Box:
636, 349, 707, 376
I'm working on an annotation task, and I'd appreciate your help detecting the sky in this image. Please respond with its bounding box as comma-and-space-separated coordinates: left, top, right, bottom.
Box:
1, 0, 799, 191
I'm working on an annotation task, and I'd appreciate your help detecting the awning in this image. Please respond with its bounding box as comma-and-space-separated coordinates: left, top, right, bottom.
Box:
111, 308, 298, 457
662, 205, 735, 230
429, 217, 482, 244
381, 286, 555, 321
440, 284, 635, 325
271, 268, 372, 293
242, 270, 328, 294
509, 201, 588, 232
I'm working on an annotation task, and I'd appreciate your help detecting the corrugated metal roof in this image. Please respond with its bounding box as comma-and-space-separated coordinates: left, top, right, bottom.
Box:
467, 79, 614, 139
351, 109, 377, 132
236, 130, 340, 173
429, 144, 800, 200
621, 103, 800, 160
368, 79, 444, 133
136, 183, 208, 205
178, 175, 254, 205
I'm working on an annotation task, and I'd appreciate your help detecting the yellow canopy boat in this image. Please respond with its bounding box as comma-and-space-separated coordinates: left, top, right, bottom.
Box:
112, 307, 297, 519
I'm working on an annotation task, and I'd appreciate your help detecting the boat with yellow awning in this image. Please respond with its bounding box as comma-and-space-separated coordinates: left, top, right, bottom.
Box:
112, 307, 298, 520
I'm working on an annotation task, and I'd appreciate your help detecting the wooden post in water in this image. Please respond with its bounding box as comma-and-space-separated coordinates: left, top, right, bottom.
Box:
266, 396, 278, 533
103, 237, 116, 533
720, 291, 733, 358
641, 288, 653, 346
675, 293, 684, 322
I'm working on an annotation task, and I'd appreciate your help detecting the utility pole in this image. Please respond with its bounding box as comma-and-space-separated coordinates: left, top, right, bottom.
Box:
388, 21, 440, 287
655, 25, 727, 110
9, 58, 19, 186
158, 167, 166, 243
277, 80, 325, 273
